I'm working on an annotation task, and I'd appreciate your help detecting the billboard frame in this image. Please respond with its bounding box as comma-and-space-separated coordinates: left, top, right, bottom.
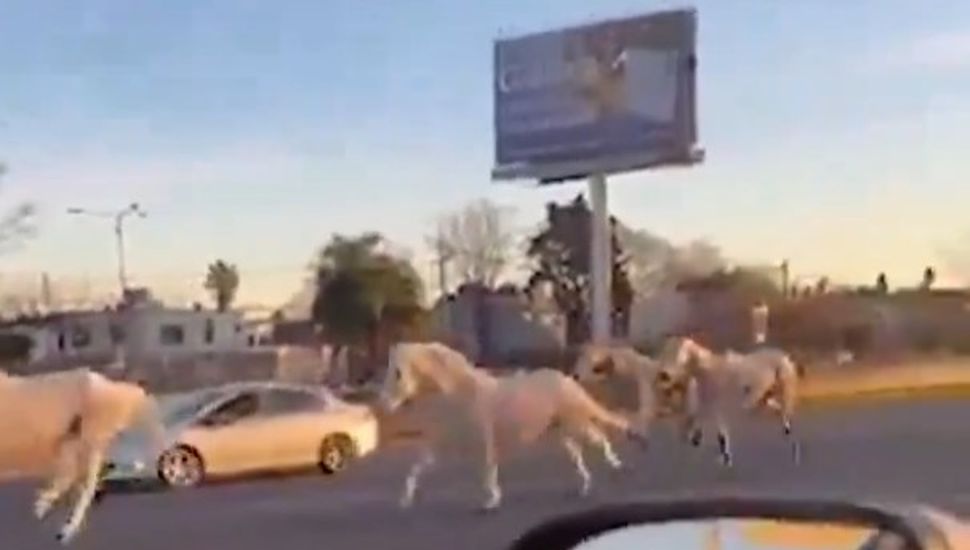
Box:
490, 9, 703, 344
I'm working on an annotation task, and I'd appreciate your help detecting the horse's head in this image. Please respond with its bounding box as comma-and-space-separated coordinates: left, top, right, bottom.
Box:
380, 344, 418, 411
658, 336, 709, 385
572, 344, 616, 382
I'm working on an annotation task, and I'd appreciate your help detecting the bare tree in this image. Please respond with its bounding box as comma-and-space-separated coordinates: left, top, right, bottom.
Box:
432, 198, 518, 289
615, 223, 726, 296
0, 163, 35, 251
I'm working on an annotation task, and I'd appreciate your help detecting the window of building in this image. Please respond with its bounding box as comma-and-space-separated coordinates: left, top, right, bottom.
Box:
109, 323, 125, 345
160, 324, 185, 346
71, 325, 92, 349
204, 318, 215, 344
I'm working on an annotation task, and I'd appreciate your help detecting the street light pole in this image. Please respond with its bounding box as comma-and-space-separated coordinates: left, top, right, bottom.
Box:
67, 203, 147, 296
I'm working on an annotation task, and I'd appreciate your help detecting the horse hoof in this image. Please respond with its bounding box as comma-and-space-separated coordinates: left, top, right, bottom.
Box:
628, 431, 649, 450
56, 528, 75, 545
481, 497, 502, 513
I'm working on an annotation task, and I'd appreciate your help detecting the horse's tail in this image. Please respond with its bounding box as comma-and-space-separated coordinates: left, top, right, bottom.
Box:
563, 376, 648, 447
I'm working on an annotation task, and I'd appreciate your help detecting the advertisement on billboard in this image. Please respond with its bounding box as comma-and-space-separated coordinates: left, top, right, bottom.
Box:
492, 9, 700, 183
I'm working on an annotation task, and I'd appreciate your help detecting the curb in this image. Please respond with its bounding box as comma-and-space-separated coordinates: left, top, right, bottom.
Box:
801, 382, 970, 409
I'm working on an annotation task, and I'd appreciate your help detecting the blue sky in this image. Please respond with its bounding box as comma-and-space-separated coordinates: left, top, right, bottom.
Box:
1, 0, 969, 307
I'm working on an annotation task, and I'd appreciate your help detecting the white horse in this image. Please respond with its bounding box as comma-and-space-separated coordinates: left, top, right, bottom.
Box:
378, 342, 645, 511
658, 337, 801, 467
572, 344, 700, 444
0, 367, 166, 543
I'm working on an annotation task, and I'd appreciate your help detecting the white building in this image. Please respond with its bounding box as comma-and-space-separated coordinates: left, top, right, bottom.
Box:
3, 288, 252, 365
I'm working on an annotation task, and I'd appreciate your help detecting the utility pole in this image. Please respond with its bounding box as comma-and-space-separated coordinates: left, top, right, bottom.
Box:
67, 203, 147, 297
780, 259, 790, 299
40, 272, 52, 310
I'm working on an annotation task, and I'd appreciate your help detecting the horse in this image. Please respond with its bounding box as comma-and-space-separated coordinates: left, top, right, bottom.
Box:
0, 367, 166, 543
378, 341, 645, 511
658, 337, 802, 467
571, 343, 700, 444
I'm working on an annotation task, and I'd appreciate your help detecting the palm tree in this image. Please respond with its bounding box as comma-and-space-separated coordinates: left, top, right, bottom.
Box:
204, 260, 240, 312
875, 272, 889, 295
921, 266, 936, 291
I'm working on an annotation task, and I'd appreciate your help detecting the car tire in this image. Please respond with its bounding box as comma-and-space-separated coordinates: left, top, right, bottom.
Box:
318, 434, 355, 475
157, 446, 205, 488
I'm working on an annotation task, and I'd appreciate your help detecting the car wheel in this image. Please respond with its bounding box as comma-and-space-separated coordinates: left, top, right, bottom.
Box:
157, 446, 205, 488
318, 434, 355, 475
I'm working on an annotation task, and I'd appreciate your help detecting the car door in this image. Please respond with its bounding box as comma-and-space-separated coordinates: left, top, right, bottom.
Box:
186, 391, 265, 475
253, 387, 331, 469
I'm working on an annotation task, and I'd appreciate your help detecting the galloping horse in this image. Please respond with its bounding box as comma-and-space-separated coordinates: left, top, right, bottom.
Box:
658, 337, 802, 467
572, 343, 700, 444
379, 342, 645, 511
0, 367, 166, 543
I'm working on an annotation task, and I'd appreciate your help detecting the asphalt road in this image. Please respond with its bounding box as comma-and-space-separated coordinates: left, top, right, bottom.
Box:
3, 396, 970, 550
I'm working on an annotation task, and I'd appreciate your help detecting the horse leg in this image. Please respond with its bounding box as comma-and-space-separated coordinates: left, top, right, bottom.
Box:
481, 422, 502, 511
780, 412, 801, 465
57, 445, 104, 544
35, 440, 81, 520
481, 462, 502, 511
742, 376, 775, 414
400, 446, 436, 509
582, 426, 622, 470
715, 415, 733, 468
561, 437, 592, 497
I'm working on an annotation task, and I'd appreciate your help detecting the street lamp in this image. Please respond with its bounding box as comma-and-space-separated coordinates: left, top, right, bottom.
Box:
67, 202, 147, 295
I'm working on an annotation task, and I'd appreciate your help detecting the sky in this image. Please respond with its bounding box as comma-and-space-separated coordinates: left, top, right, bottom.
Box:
1, 0, 969, 309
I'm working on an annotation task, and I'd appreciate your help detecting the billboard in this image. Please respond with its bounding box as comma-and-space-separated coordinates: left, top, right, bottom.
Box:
492, 9, 701, 184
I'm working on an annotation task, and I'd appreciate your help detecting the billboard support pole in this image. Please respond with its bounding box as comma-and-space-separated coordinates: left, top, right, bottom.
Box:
589, 173, 611, 344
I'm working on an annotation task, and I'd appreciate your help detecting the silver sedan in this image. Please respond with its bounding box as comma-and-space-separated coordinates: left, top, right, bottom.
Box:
103, 381, 379, 488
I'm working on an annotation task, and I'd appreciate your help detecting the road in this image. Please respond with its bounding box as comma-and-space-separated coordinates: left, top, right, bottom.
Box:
3, 396, 970, 550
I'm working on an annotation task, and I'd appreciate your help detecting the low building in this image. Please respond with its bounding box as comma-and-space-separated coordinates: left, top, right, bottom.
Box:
430, 283, 564, 367
1, 288, 252, 368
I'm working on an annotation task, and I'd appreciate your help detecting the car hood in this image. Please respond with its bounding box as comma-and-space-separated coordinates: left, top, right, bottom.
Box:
108, 421, 188, 462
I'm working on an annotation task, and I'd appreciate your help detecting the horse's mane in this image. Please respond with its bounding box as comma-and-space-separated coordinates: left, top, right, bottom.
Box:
416, 342, 498, 392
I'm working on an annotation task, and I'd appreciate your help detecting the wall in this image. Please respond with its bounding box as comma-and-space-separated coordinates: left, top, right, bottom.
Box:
430, 285, 564, 366
124, 309, 247, 359
628, 288, 690, 347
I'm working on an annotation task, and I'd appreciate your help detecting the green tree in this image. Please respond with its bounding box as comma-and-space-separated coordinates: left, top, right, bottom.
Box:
526, 194, 633, 344
204, 260, 240, 312
311, 233, 425, 370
